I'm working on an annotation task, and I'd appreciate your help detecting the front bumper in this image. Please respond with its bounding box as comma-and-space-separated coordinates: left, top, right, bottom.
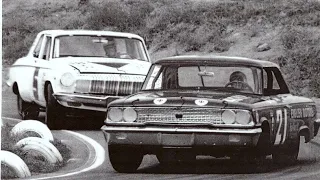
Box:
54, 92, 120, 112
101, 125, 262, 148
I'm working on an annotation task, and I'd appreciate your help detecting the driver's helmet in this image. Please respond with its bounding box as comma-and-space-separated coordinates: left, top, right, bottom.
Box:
229, 71, 247, 83
103, 40, 117, 58
228, 71, 248, 89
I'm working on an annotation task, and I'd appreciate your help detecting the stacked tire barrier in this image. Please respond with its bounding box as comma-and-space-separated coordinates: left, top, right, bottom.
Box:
1, 120, 63, 178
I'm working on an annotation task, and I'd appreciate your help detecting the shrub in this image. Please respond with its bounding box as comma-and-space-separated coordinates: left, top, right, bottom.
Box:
279, 26, 320, 97
86, 0, 153, 33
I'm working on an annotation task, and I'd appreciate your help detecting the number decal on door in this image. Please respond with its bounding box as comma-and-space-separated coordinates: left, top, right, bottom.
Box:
274, 109, 288, 145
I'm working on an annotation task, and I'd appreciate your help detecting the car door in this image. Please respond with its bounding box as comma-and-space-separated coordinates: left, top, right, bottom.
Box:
32, 35, 53, 107
14, 34, 45, 103
263, 67, 292, 145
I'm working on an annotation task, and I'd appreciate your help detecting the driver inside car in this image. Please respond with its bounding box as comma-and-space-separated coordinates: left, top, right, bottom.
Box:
226, 71, 252, 91
103, 41, 118, 58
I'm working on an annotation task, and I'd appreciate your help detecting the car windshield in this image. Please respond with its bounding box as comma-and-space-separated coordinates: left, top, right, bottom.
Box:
142, 64, 263, 94
53, 35, 148, 61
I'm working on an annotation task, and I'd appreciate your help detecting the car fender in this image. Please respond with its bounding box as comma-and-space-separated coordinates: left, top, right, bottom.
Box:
8, 57, 36, 102
298, 125, 311, 143
40, 63, 77, 105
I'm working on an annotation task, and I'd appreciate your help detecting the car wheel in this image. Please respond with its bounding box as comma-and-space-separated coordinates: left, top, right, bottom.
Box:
108, 145, 143, 173
45, 84, 63, 130
17, 94, 39, 120
272, 138, 300, 165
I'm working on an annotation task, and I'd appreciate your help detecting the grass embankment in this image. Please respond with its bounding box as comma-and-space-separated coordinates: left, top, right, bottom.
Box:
2, 0, 320, 97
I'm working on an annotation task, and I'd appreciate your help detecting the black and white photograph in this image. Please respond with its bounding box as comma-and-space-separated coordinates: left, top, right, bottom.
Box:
2, 0, 320, 179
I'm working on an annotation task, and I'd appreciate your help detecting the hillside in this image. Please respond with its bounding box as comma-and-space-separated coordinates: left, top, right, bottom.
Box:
2, 0, 320, 97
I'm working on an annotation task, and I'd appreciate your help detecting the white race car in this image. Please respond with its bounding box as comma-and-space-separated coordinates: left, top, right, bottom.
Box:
6, 30, 151, 129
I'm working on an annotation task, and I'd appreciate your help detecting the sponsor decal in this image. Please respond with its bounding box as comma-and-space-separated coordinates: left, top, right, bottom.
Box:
289, 122, 299, 133
290, 107, 315, 119
195, 99, 208, 106
222, 95, 248, 102
153, 98, 167, 105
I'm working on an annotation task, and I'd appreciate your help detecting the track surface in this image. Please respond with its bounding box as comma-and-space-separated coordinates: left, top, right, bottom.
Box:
2, 89, 320, 180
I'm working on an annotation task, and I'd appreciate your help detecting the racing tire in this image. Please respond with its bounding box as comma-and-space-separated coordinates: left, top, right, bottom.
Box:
1, 150, 31, 178
272, 138, 300, 165
17, 94, 39, 120
45, 84, 63, 130
108, 145, 143, 173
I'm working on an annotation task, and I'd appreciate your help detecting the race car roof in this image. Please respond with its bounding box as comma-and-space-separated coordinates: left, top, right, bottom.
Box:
154, 55, 279, 68
40, 29, 144, 40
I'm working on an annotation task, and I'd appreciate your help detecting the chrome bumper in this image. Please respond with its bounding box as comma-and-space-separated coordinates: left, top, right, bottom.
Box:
54, 92, 120, 112
101, 125, 262, 147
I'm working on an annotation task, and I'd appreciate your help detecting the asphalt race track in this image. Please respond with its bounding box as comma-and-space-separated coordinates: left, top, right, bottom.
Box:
2, 89, 320, 180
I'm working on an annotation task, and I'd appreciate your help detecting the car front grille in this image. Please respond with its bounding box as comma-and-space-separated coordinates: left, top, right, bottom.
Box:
135, 107, 223, 124
75, 74, 145, 95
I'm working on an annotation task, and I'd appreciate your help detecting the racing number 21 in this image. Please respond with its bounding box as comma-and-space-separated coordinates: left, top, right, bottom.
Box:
274, 109, 288, 145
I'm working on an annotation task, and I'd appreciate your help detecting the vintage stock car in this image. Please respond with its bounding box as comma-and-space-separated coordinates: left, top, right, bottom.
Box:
6, 30, 151, 129
102, 55, 320, 172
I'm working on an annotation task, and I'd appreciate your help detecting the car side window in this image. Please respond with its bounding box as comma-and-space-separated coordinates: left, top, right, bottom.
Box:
33, 35, 44, 58
263, 67, 289, 95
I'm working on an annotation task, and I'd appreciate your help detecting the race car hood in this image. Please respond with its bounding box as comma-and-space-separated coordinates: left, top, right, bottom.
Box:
111, 91, 315, 110
111, 91, 266, 109
53, 57, 151, 75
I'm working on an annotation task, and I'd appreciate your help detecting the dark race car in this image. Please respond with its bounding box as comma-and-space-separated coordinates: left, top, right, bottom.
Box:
101, 55, 320, 173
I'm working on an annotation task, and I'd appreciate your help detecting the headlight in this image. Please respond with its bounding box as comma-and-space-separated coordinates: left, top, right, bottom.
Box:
123, 107, 137, 122
60, 72, 76, 87
221, 110, 236, 124
108, 108, 123, 122
235, 110, 252, 125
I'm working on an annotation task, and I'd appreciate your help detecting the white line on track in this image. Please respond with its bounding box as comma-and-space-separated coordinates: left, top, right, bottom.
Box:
2, 117, 105, 180
32, 130, 105, 180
